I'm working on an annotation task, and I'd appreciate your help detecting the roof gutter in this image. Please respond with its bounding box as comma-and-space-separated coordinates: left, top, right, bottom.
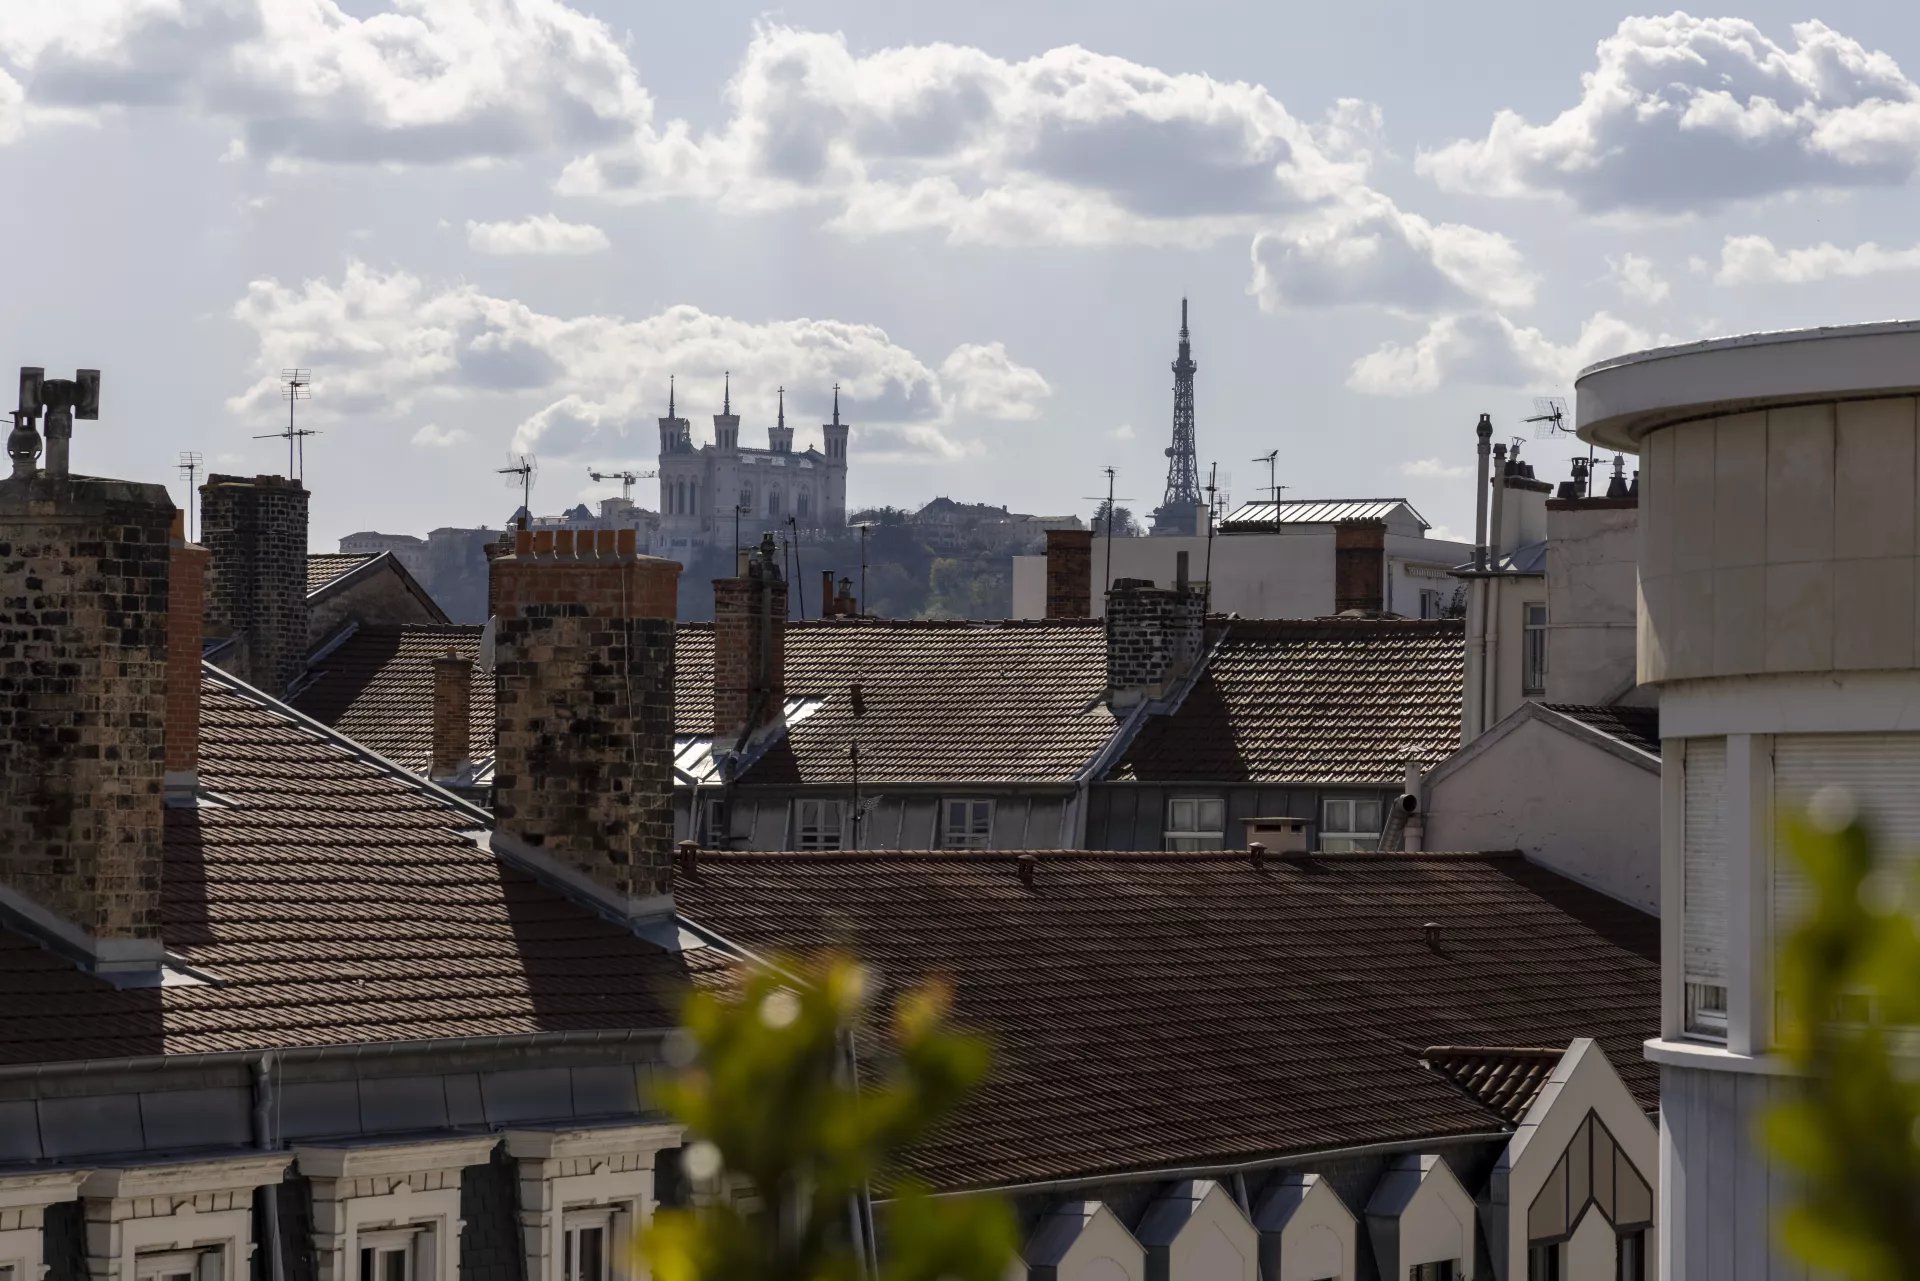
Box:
915, 1127, 1512, 1203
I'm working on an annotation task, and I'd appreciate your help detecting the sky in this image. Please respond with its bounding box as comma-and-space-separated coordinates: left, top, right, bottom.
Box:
5, 1, 1920, 547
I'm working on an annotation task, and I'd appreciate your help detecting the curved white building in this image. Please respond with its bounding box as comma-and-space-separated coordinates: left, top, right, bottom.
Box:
1578, 319, 1920, 1280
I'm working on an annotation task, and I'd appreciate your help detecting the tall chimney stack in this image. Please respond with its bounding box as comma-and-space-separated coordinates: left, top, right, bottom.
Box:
1105, 575, 1206, 708
1045, 528, 1093, 618
430, 649, 473, 785
0, 463, 172, 969
491, 527, 681, 909
713, 533, 788, 749
1333, 519, 1387, 613
200, 474, 309, 695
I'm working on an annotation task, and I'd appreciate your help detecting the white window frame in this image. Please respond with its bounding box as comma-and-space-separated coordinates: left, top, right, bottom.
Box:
82, 1160, 285, 1281
1522, 603, 1548, 697
1420, 588, 1445, 620
356, 1228, 430, 1281
698, 796, 726, 847
940, 799, 994, 849
1165, 796, 1225, 851
1685, 981, 1728, 1036
794, 799, 845, 850
1319, 796, 1385, 853
561, 1208, 620, 1281
136, 1249, 224, 1281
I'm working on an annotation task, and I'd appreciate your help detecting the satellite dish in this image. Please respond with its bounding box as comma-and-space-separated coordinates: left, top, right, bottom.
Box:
478, 616, 497, 675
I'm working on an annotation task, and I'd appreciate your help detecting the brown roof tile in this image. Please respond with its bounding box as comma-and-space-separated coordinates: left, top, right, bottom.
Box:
1109, 618, 1464, 784
291, 625, 491, 774
1541, 704, 1661, 757
1419, 1045, 1565, 1124
0, 672, 722, 1066
306, 553, 377, 595
672, 848, 1658, 1190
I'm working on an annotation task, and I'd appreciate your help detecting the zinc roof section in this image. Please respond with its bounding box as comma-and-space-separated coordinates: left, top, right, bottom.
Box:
305, 553, 377, 595
1108, 618, 1464, 784
0, 671, 727, 1067
291, 624, 491, 775
672, 849, 1659, 1192
1220, 498, 1428, 529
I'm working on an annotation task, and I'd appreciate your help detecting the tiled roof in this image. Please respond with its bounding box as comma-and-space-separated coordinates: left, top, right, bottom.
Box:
673, 849, 1659, 1191
1108, 618, 1464, 784
1542, 704, 1661, 757
306, 553, 376, 594
676, 625, 715, 736
0, 670, 728, 1067
1220, 498, 1428, 530
291, 625, 491, 775
1419, 1046, 1565, 1124
746, 619, 1118, 785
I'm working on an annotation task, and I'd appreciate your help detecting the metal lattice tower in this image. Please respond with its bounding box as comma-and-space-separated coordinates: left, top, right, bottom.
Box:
1152, 298, 1205, 536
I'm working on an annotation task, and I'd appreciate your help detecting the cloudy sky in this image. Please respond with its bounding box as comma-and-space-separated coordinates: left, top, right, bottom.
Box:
3, 0, 1918, 546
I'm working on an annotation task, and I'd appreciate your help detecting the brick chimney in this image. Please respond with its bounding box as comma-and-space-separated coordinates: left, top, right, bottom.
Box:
713, 533, 787, 749
200, 474, 309, 696
166, 511, 210, 798
491, 527, 681, 908
430, 649, 473, 784
1333, 519, 1387, 614
1045, 528, 1093, 618
0, 471, 173, 968
1105, 557, 1205, 709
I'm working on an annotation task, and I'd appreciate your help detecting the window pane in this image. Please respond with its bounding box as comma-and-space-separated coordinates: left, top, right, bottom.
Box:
1324, 799, 1351, 829
1169, 799, 1194, 829
1197, 799, 1224, 829
578, 1227, 603, 1281
382, 1251, 408, 1281
359, 1251, 375, 1281
1355, 799, 1382, 831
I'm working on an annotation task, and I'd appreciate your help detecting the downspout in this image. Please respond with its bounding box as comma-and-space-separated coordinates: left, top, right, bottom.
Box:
253, 1053, 288, 1281
1484, 446, 1508, 737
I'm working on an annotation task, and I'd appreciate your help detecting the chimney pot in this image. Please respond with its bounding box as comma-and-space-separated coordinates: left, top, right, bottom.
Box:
712, 535, 788, 747
676, 840, 699, 876
1044, 528, 1094, 618
1423, 921, 1440, 948
1248, 841, 1266, 869
554, 528, 574, 557
1017, 853, 1037, 887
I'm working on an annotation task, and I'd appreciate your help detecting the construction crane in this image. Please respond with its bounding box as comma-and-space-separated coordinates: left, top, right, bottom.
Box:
587, 466, 658, 502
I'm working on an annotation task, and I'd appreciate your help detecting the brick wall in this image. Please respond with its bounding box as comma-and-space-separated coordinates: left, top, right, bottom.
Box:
1045, 528, 1093, 618
712, 537, 787, 744
0, 474, 172, 943
491, 527, 680, 902
1106, 577, 1205, 708
1333, 519, 1386, 614
200, 475, 309, 695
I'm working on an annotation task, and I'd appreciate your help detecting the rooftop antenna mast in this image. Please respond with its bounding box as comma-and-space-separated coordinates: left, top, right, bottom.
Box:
1083, 466, 1135, 615
253, 368, 318, 479
1202, 462, 1218, 618
1253, 448, 1280, 530
498, 453, 536, 528
178, 451, 203, 540
1525, 393, 1590, 475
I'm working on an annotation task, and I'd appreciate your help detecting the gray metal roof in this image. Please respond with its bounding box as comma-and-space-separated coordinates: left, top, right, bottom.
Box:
1220, 498, 1429, 529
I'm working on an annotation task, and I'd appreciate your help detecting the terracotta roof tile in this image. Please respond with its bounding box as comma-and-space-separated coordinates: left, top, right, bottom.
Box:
291, 625, 491, 774
1109, 618, 1464, 784
0, 673, 723, 1066
1541, 704, 1661, 757
306, 553, 377, 594
673, 848, 1658, 1190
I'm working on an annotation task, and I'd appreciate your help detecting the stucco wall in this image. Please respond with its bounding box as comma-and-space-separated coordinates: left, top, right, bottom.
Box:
1638, 396, 1920, 684
1544, 503, 1640, 706
1423, 716, 1659, 912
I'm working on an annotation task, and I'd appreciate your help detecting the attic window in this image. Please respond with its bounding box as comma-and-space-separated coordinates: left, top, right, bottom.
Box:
1320, 797, 1384, 853
1165, 797, 1224, 851
941, 799, 994, 849
795, 799, 845, 851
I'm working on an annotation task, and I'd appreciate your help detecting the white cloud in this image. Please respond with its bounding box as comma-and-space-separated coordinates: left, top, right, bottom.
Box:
0, 0, 653, 164
559, 24, 1368, 246
936, 342, 1051, 420
466, 214, 610, 256
410, 422, 469, 448
1348, 311, 1666, 396
1608, 253, 1671, 304
1714, 232, 1920, 284
1419, 14, 1920, 213
1111, 423, 1136, 440
1250, 191, 1536, 312
227, 261, 1043, 463
1400, 457, 1468, 480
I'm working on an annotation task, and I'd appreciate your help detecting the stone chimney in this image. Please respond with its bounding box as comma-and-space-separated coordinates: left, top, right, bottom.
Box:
713, 533, 787, 748
0, 471, 173, 968
1333, 519, 1387, 614
166, 511, 210, 797
1105, 563, 1206, 709
430, 649, 473, 784
1494, 454, 1551, 556
1045, 528, 1093, 618
200, 474, 309, 696
491, 527, 681, 908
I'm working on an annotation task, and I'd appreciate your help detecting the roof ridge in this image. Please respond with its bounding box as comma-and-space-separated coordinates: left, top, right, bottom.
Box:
689, 848, 1523, 862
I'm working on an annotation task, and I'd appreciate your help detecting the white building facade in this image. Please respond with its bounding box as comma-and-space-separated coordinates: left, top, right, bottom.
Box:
1578, 320, 1920, 1280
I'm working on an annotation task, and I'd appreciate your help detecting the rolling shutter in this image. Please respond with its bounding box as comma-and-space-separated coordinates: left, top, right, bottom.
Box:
1773, 734, 1920, 936
1682, 738, 1727, 985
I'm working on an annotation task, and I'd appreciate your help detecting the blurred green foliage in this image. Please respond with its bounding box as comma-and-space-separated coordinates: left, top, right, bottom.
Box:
1767, 807, 1920, 1280
639, 953, 1018, 1281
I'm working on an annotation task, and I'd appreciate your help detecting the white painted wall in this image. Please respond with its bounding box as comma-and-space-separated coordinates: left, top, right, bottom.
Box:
1365, 1157, 1475, 1281
1012, 531, 1471, 620
1422, 712, 1659, 912
1253, 1173, 1357, 1281
1022, 1201, 1146, 1281
1545, 503, 1641, 706
1136, 1181, 1257, 1281
1566, 1211, 1616, 1279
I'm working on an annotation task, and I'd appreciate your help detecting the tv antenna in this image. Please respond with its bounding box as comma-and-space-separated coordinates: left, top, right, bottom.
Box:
1525, 395, 1570, 438
178, 452, 203, 540
253, 368, 318, 479
1082, 466, 1135, 611
587, 466, 657, 503
498, 453, 537, 525
1251, 449, 1281, 529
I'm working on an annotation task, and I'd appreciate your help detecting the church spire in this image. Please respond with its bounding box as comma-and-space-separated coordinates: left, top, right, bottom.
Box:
832, 382, 841, 426
777, 385, 785, 429
723, 371, 731, 415
668, 374, 676, 419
